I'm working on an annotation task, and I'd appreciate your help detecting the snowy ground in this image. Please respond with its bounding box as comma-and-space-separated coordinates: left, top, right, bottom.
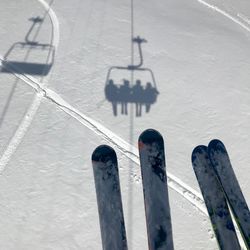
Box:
0, 0, 249, 249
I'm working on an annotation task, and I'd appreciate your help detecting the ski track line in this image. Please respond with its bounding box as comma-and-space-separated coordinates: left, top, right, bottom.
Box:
46, 89, 208, 215
196, 0, 250, 32
1, 0, 250, 217
237, 13, 250, 25
184, 3, 250, 247
0, 56, 207, 215
0, 0, 59, 173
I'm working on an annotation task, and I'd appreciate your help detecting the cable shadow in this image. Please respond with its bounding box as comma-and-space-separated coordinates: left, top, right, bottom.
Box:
104, 36, 159, 117
103, 36, 160, 247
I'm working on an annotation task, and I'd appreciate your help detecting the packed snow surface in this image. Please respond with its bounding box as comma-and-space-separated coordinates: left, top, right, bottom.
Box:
0, 0, 249, 249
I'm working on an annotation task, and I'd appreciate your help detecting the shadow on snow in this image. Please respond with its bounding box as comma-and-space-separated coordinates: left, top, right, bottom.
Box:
104, 36, 159, 117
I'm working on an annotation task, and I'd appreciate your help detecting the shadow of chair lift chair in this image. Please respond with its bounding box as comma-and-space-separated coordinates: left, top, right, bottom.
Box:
104, 36, 159, 116
0, 16, 55, 76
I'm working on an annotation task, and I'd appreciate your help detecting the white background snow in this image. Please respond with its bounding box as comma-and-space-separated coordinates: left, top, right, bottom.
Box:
0, 0, 249, 249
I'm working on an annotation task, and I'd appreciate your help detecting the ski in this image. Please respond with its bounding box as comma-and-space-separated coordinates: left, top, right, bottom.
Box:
92, 145, 128, 250
191, 145, 241, 250
208, 139, 250, 248
138, 129, 174, 250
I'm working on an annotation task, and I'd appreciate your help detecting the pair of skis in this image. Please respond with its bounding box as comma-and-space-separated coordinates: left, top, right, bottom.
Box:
92, 129, 174, 250
192, 140, 250, 250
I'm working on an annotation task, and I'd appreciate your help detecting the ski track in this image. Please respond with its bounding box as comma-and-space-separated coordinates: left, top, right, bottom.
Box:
1, 0, 250, 221
237, 13, 250, 25
0, 61, 208, 215
0, 0, 59, 173
196, 0, 250, 32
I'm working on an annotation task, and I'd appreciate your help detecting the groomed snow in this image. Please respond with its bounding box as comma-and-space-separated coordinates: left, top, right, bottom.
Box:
0, 0, 249, 249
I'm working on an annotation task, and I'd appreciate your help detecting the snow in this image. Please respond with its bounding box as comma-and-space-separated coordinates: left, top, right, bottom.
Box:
0, 0, 249, 249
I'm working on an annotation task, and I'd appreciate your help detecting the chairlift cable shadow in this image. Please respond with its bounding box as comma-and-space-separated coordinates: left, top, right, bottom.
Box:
104, 0, 159, 117
105, 35, 159, 117
105, 36, 157, 89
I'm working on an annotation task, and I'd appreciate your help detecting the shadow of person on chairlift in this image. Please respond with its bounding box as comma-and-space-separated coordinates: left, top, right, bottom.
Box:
132, 80, 143, 117
105, 79, 159, 117
105, 79, 119, 116
120, 79, 130, 115
144, 82, 159, 113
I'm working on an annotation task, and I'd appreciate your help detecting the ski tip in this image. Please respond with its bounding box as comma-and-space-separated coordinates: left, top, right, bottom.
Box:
138, 129, 163, 145
191, 145, 208, 163
92, 145, 117, 163
208, 139, 227, 154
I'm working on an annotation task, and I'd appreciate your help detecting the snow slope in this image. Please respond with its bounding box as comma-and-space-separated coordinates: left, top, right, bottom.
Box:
0, 0, 249, 249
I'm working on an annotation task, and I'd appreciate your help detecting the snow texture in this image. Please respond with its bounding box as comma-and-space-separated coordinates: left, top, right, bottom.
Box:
0, 0, 249, 249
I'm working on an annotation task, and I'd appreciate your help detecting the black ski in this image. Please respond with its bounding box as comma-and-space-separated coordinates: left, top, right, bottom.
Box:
138, 129, 174, 250
208, 139, 250, 248
92, 145, 128, 250
192, 145, 241, 250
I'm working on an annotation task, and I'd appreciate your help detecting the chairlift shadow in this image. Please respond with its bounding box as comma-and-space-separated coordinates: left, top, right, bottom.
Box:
104, 36, 159, 117
0, 3, 54, 129
0, 16, 55, 76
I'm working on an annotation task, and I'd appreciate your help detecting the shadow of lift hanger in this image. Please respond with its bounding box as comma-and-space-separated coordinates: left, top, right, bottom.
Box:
1, 16, 55, 76
105, 36, 158, 89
